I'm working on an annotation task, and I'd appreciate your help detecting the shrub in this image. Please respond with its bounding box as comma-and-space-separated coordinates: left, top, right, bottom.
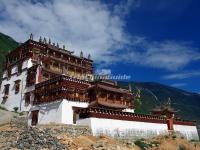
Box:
134, 139, 149, 150
19, 112, 24, 116
172, 134, 177, 140
177, 144, 186, 150
164, 135, 169, 139
13, 107, 18, 112
190, 139, 199, 142
181, 136, 184, 139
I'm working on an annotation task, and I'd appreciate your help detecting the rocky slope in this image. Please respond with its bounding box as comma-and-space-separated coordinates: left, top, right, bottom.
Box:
0, 113, 199, 150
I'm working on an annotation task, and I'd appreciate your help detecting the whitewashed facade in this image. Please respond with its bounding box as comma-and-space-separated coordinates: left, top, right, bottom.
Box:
174, 124, 199, 140
0, 58, 35, 112
28, 99, 89, 125
77, 117, 199, 140
77, 117, 168, 138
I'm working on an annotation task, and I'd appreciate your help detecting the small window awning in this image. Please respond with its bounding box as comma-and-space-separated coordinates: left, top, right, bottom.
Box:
89, 101, 128, 109
15, 79, 21, 83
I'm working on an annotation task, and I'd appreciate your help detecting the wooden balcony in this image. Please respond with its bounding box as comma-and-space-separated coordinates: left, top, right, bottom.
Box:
34, 75, 90, 105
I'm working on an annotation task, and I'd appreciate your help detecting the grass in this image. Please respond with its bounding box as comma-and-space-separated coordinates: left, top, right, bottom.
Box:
0, 105, 7, 111
172, 134, 177, 140
134, 139, 149, 150
13, 107, 19, 113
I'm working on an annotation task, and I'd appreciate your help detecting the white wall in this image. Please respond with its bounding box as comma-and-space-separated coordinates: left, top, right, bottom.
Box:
0, 59, 34, 112
122, 108, 134, 113
37, 101, 63, 125
77, 118, 168, 139
61, 99, 88, 124
28, 99, 89, 125
77, 118, 199, 140
174, 124, 199, 140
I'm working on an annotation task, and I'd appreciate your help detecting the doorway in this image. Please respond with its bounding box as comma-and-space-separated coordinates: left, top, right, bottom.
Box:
31, 110, 39, 126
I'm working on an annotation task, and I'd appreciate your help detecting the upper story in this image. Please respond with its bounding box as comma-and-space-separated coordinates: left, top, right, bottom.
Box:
0, 34, 134, 111
33, 75, 134, 110
2, 34, 93, 82
88, 80, 134, 110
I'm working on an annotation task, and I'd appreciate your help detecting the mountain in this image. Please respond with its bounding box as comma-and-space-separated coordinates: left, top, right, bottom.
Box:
119, 81, 200, 130
0, 32, 18, 78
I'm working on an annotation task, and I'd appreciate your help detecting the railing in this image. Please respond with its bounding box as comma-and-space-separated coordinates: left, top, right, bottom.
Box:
174, 118, 196, 126
76, 107, 197, 126
97, 97, 132, 107
77, 107, 167, 124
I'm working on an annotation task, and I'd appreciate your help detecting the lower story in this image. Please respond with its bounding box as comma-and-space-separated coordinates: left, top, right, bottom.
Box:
28, 99, 199, 140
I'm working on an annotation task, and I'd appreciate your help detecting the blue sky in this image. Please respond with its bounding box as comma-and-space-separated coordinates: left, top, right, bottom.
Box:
0, 0, 200, 93
99, 0, 200, 93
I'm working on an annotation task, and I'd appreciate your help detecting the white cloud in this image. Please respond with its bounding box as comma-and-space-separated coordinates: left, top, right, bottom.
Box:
95, 69, 112, 75
120, 40, 200, 71
163, 71, 200, 80
171, 83, 186, 88
114, 0, 140, 17
0, 0, 131, 62
0, 0, 200, 71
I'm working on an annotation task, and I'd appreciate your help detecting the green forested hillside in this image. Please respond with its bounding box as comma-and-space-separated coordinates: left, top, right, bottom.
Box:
119, 81, 200, 132
0, 32, 18, 78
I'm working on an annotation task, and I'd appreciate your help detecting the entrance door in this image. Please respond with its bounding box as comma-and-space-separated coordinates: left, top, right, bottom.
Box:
31, 110, 39, 126
167, 118, 174, 130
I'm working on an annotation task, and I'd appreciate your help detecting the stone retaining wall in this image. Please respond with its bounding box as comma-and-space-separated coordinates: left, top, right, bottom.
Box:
37, 124, 91, 137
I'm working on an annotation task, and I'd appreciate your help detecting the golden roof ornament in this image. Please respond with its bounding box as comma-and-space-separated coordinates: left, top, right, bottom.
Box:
80, 51, 83, 58
39, 36, 42, 42
128, 82, 132, 92
30, 33, 33, 40
88, 54, 91, 59
167, 97, 171, 107
48, 38, 51, 44
43, 37, 46, 44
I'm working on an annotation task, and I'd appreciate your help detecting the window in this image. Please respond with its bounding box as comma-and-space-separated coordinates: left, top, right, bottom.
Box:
17, 63, 22, 74
4, 84, 10, 95
7, 68, 11, 79
15, 80, 21, 94
25, 92, 31, 106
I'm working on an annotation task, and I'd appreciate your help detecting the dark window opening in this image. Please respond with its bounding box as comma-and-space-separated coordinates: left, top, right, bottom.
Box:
17, 63, 23, 74
15, 80, 21, 94
25, 92, 31, 106
1, 97, 7, 104
4, 84, 10, 95
7, 68, 11, 79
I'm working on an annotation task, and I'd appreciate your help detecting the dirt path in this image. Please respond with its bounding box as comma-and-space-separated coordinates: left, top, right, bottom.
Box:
0, 109, 16, 125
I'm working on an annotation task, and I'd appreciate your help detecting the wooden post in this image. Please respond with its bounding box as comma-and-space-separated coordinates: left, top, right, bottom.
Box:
106, 92, 108, 101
